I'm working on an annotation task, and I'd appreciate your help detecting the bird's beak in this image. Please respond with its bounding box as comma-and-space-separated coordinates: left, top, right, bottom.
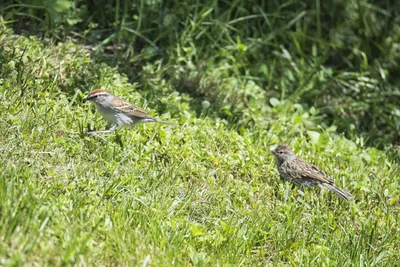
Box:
270, 145, 277, 155
83, 94, 94, 102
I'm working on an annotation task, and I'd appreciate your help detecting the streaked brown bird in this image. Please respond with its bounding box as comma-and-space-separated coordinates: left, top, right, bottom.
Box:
271, 144, 354, 201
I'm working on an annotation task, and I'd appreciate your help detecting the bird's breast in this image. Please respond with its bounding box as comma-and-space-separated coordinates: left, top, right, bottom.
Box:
114, 112, 135, 126
93, 104, 115, 123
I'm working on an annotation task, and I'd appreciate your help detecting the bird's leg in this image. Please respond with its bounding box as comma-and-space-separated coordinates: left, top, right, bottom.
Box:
108, 124, 117, 132
87, 124, 117, 134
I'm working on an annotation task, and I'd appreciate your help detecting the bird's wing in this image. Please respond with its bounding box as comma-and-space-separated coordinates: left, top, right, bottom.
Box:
310, 164, 334, 183
120, 105, 155, 119
111, 98, 155, 119
286, 158, 334, 184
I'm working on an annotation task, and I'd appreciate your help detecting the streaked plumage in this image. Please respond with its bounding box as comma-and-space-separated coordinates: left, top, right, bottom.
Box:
272, 144, 354, 201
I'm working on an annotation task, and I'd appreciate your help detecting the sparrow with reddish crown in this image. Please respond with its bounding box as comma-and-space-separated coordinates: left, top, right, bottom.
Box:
84, 89, 175, 134
271, 144, 354, 201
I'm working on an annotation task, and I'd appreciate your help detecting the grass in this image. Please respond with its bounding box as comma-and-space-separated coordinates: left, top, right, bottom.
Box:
1, 23, 400, 266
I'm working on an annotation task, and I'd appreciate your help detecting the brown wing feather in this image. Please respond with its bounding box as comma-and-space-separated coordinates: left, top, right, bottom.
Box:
110, 96, 155, 120
310, 164, 334, 183
120, 105, 155, 119
287, 158, 333, 184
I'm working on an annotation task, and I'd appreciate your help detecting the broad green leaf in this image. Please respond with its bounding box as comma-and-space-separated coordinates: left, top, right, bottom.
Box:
191, 224, 205, 237
269, 98, 280, 107
293, 115, 303, 124
53, 0, 72, 13
307, 130, 320, 144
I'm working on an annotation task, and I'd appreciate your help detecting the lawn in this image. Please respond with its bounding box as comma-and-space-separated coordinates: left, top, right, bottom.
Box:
1, 1, 400, 265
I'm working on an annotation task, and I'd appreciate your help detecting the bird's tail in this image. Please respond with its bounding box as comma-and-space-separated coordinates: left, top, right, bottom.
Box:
155, 119, 177, 126
321, 183, 354, 201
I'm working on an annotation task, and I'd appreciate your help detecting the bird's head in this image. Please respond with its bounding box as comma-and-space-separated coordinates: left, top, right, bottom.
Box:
271, 143, 296, 163
83, 89, 112, 104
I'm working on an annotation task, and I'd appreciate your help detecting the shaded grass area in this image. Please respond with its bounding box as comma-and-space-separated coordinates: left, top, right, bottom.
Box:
1, 29, 400, 265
